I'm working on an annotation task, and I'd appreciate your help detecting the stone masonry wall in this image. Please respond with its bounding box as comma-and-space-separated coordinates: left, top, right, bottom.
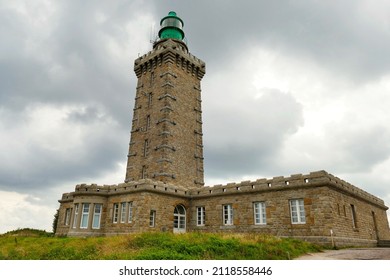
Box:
125, 39, 205, 189
57, 171, 390, 246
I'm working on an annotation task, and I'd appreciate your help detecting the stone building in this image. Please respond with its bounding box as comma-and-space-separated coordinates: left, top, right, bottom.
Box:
56, 11, 390, 247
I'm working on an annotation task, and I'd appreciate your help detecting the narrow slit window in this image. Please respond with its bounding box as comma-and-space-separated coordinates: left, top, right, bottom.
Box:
143, 139, 149, 157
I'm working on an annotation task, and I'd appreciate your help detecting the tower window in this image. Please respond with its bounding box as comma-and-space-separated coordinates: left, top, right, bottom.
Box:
147, 92, 153, 107
143, 139, 149, 157
146, 115, 151, 130
150, 72, 155, 87
141, 165, 147, 179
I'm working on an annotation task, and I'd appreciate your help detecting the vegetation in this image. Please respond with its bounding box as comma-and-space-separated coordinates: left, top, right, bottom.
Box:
0, 228, 323, 260
52, 209, 59, 235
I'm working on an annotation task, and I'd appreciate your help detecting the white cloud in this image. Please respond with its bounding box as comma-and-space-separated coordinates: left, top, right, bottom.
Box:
0, 191, 54, 233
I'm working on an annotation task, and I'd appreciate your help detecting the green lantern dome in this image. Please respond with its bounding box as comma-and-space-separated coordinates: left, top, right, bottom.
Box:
158, 11, 185, 41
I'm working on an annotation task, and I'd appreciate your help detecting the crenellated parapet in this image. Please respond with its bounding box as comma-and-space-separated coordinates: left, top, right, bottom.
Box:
60, 171, 387, 209
60, 170, 386, 209
134, 39, 205, 80
326, 172, 386, 206
190, 170, 386, 209
59, 179, 190, 202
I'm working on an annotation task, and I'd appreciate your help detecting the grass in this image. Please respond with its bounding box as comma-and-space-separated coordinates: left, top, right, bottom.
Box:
0, 228, 323, 260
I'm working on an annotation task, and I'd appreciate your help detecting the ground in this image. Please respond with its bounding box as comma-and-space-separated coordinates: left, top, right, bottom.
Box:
295, 247, 390, 260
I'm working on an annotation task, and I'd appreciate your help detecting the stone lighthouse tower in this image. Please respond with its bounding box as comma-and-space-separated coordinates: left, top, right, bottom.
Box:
125, 11, 206, 189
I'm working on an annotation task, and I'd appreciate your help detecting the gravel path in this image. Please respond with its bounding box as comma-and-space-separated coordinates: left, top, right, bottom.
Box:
295, 248, 390, 260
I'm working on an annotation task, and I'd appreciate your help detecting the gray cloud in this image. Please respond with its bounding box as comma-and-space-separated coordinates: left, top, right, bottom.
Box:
328, 123, 390, 173
204, 89, 303, 178
1, 1, 390, 232
152, 1, 390, 83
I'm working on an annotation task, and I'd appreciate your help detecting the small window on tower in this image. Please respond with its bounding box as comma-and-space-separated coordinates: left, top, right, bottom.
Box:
150, 72, 155, 87
147, 92, 153, 107
141, 165, 147, 179
146, 115, 151, 131
143, 139, 149, 157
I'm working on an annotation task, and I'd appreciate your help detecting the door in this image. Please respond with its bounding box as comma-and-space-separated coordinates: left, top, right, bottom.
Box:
173, 205, 186, 233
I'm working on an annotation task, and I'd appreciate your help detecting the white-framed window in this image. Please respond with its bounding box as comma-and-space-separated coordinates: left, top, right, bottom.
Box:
64, 208, 71, 226
290, 199, 306, 224
253, 202, 266, 225
80, 203, 90, 229
120, 202, 127, 223
128, 202, 133, 223
92, 204, 102, 229
223, 204, 233, 225
173, 205, 186, 232
149, 210, 156, 227
72, 204, 79, 229
113, 203, 119, 223
197, 206, 205, 226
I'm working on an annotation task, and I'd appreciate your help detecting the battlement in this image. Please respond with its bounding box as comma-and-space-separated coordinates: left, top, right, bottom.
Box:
134, 39, 205, 79
191, 170, 386, 208
59, 179, 189, 201
326, 172, 385, 206
60, 170, 386, 208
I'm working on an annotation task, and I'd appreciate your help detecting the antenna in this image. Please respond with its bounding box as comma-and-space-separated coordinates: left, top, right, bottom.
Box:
150, 23, 157, 44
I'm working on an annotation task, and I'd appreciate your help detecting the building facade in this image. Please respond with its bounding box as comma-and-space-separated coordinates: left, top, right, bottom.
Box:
56, 12, 390, 246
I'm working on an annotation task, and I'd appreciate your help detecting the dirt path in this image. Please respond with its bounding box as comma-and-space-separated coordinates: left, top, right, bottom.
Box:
295, 248, 390, 260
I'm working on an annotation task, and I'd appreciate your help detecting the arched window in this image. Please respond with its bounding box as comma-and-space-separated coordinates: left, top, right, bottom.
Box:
173, 205, 186, 233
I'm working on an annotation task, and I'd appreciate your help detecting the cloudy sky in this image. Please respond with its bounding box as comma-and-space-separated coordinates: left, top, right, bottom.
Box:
1, 0, 390, 233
